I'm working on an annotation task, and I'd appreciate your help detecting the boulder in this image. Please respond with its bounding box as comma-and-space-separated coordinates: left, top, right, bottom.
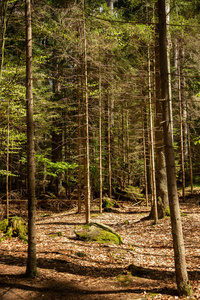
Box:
74, 222, 123, 246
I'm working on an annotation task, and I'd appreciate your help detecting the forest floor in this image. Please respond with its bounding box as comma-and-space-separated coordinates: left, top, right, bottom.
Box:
0, 196, 200, 300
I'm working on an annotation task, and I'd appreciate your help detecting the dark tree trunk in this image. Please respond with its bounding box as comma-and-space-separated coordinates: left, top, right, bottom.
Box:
25, 0, 37, 278
154, 5, 168, 218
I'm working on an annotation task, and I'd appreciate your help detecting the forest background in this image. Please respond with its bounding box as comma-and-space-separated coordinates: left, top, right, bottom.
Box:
0, 0, 200, 212
0, 0, 200, 298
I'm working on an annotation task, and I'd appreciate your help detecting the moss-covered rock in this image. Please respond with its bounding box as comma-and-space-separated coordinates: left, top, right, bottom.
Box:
74, 222, 123, 246
0, 216, 28, 242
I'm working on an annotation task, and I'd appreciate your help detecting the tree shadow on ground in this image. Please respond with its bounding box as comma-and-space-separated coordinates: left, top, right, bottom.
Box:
1, 251, 199, 282
0, 273, 178, 300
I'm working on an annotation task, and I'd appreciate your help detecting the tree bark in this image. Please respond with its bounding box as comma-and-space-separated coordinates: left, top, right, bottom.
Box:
148, 46, 158, 224
158, 0, 192, 295
99, 66, 103, 213
83, 0, 90, 224
154, 4, 168, 219
6, 97, 9, 219
0, 0, 8, 82
142, 99, 149, 206
25, 0, 37, 278
178, 42, 185, 202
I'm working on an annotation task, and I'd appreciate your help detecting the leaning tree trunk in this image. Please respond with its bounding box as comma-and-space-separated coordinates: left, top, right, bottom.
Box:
158, 0, 192, 296
25, 0, 37, 278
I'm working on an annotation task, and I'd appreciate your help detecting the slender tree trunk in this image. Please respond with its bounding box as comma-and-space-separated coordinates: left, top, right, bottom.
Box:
178, 42, 185, 202
0, 0, 8, 82
107, 93, 112, 198
77, 56, 82, 213
25, 0, 37, 278
166, 0, 173, 143
142, 99, 149, 206
99, 66, 102, 213
125, 101, 130, 186
83, 0, 90, 224
148, 46, 158, 224
6, 97, 9, 219
187, 126, 193, 194
122, 103, 125, 189
158, 0, 192, 295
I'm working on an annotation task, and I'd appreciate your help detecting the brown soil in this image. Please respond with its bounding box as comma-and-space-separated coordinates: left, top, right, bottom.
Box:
0, 200, 200, 300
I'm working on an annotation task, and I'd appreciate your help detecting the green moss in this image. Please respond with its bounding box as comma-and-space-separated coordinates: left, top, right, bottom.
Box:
178, 282, 193, 297
0, 216, 27, 243
93, 229, 120, 245
124, 220, 129, 225
74, 222, 123, 246
0, 219, 8, 232
165, 206, 170, 216
150, 293, 158, 297
58, 231, 63, 237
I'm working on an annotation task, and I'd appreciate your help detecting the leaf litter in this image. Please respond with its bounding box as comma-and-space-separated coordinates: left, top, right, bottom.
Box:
0, 200, 199, 299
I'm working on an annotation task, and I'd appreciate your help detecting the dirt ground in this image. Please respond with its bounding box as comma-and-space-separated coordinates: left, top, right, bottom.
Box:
0, 198, 200, 300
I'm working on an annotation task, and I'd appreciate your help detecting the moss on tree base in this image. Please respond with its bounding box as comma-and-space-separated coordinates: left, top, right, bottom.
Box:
0, 216, 28, 242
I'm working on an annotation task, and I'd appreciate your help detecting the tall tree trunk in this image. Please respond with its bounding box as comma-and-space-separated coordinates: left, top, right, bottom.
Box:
6, 97, 9, 219
166, 0, 173, 143
83, 0, 90, 224
187, 125, 193, 194
125, 101, 130, 186
178, 42, 185, 202
153, 4, 168, 219
107, 92, 112, 198
158, 0, 192, 295
25, 0, 37, 278
77, 52, 82, 213
122, 103, 125, 189
99, 66, 102, 213
142, 99, 149, 206
6, 98, 10, 219
148, 46, 158, 224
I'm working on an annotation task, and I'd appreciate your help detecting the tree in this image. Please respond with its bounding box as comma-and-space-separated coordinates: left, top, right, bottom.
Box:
158, 0, 192, 295
25, 0, 37, 278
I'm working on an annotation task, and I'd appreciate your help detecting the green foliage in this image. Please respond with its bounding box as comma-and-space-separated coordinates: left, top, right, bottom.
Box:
35, 154, 78, 178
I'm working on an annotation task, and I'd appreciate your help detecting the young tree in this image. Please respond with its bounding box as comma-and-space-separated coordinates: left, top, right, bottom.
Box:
158, 0, 192, 295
